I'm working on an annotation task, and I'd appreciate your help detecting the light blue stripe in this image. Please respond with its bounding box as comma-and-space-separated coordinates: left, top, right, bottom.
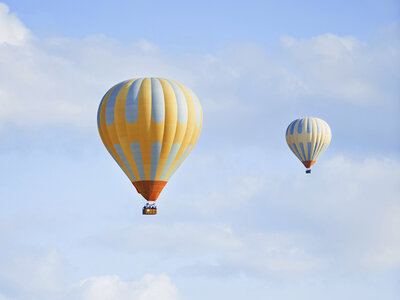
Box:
311, 142, 319, 160
151, 78, 165, 123
130, 142, 145, 180
105, 80, 129, 126
299, 142, 307, 161
188, 88, 201, 126
292, 143, 303, 161
125, 78, 143, 123
167, 80, 188, 124
289, 144, 302, 161
297, 119, 304, 134
160, 143, 181, 180
290, 119, 298, 135
97, 87, 113, 128
286, 121, 295, 136
307, 118, 312, 134
166, 146, 192, 181
150, 142, 162, 180
97, 101, 103, 128
307, 142, 312, 161
114, 144, 136, 181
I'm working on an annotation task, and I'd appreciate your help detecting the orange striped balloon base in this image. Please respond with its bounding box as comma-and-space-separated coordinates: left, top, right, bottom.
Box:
302, 161, 316, 168
132, 180, 167, 201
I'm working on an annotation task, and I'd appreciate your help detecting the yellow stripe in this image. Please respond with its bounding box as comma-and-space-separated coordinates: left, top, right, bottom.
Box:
99, 84, 133, 181
163, 81, 196, 180
188, 91, 203, 147
154, 78, 178, 180
164, 87, 203, 180
113, 79, 143, 180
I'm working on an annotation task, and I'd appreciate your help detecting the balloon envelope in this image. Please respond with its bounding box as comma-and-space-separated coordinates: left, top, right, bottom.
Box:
286, 117, 331, 169
97, 78, 203, 202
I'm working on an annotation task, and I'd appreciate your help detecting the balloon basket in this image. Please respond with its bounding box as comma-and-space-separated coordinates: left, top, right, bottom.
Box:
143, 203, 157, 215
306, 169, 311, 174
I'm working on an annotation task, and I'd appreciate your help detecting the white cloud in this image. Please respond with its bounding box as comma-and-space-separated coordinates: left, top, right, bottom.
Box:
91, 222, 241, 254
0, 31, 189, 130
265, 155, 400, 271
156, 153, 400, 274
90, 222, 322, 278
0, 293, 11, 300
362, 203, 400, 270
0, 36, 181, 130
221, 231, 321, 277
0, 249, 66, 298
0, 247, 179, 300
281, 29, 400, 104
0, 3, 30, 45
0, 7, 398, 297
0, 8, 398, 135
74, 274, 179, 300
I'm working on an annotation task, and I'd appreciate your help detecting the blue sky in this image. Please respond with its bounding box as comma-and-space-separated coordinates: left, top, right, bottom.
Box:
8, 1, 400, 49
0, 1, 399, 299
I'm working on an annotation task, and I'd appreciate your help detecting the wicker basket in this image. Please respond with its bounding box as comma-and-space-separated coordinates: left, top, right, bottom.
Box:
143, 207, 157, 215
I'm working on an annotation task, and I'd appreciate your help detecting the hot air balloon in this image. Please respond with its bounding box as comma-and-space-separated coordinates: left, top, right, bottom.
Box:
286, 117, 331, 174
97, 78, 203, 215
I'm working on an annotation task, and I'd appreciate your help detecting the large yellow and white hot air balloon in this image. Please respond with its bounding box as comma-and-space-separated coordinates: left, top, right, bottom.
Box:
286, 117, 331, 174
97, 78, 203, 214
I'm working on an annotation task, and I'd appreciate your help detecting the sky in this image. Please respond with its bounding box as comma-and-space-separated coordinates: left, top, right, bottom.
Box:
0, 1, 399, 299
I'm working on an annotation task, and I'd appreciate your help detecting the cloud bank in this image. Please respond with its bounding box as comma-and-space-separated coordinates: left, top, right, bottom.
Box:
0, 2, 399, 141
0, 3, 399, 300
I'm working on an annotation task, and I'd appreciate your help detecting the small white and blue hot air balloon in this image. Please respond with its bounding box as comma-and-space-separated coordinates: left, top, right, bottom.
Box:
286, 117, 331, 174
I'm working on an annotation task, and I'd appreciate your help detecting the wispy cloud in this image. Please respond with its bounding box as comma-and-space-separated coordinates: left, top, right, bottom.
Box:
0, 249, 66, 299
281, 28, 400, 104
87, 222, 322, 278
0, 3, 30, 45
73, 274, 179, 300
1, 2, 399, 142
